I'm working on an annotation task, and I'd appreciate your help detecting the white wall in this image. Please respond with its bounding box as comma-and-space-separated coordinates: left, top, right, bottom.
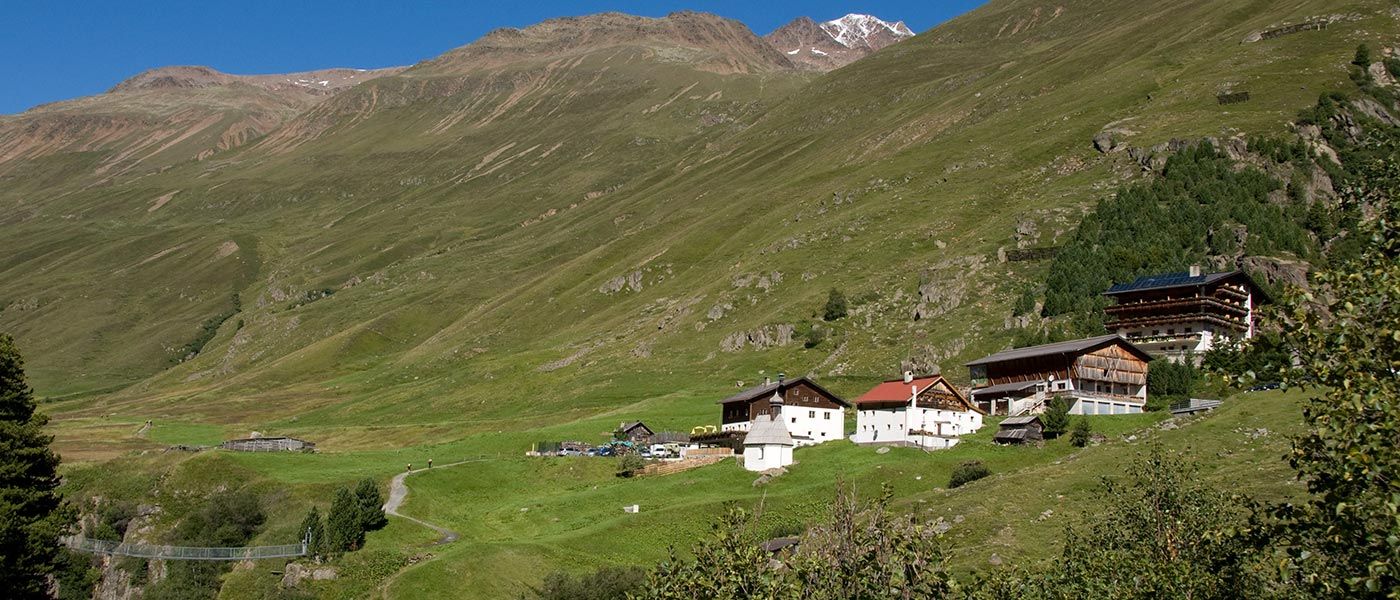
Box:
853, 406, 983, 447
743, 444, 793, 471
778, 405, 844, 446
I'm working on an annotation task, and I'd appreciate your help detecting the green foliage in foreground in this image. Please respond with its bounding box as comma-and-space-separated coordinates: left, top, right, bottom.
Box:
1264, 153, 1400, 598
971, 448, 1281, 600
529, 566, 647, 600
637, 485, 953, 600
0, 333, 74, 596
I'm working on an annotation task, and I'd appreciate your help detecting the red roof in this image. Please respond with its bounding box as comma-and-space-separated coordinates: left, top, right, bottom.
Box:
855, 377, 942, 405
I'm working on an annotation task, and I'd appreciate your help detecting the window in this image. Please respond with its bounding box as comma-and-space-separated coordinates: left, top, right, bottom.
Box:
808, 410, 815, 418
824, 412, 831, 420
791, 417, 797, 424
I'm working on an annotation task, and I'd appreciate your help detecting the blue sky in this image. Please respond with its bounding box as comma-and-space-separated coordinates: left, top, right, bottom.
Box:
2, 1, 984, 115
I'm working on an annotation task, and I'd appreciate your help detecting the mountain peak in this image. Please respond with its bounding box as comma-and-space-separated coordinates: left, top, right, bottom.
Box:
764, 13, 914, 71
820, 14, 915, 48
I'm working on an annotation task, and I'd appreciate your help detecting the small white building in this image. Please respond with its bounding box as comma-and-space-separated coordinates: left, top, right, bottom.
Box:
851, 373, 984, 449
743, 393, 796, 472
718, 375, 849, 447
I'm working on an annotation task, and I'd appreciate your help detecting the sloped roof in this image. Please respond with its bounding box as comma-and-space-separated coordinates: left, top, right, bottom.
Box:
1103, 269, 1270, 302
854, 375, 983, 414
994, 428, 1032, 442
965, 334, 1151, 366
743, 414, 794, 446
855, 376, 940, 403
969, 380, 1039, 397
717, 376, 850, 407
999, 415, 1042, 427
620, 421, 653, 434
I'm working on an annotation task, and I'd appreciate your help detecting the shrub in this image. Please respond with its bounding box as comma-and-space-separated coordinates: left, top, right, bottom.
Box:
949, 460, 991, 489
1070, 417, 1091, 448
822, 289, 848, 321
616, 453, 645, 478
532, 566, 647, 600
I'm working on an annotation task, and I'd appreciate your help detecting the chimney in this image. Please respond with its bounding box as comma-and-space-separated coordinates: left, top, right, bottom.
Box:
1189, 264, 1202, 277
903, 371, 914, 383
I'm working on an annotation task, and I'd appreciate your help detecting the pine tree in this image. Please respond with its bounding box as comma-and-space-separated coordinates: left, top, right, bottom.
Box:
352, 478, 387, 532
1041, 396, 1071, 438
299, 506, 326, 557
0, 333, 75, 596
1353, 43, 1373, 68
324, 487, 362, 553
822, 289, 848, 322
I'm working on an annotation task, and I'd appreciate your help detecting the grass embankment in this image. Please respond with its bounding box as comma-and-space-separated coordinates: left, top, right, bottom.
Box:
59, 388, 1302, 599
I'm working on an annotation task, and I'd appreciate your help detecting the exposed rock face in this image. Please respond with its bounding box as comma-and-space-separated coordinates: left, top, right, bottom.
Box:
720, 324, 795, 352
1241, 256, 1310, 291
764, 14, 914, 71
281, 562, 338, 588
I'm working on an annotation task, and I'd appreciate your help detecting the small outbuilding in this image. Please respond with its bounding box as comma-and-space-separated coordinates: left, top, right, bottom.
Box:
993, 416, 1044, 445
616, 421, 655, 443
219, 436, 315, 452
743, 392, 796, 472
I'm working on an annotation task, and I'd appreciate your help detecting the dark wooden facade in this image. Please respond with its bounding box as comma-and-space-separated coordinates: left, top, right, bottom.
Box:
967, 336, 1152, 401
720, 379, 848, 426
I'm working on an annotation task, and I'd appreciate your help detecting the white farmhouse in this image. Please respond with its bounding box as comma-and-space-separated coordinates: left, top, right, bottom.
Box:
851, 373, 984, 449
743, 392, 796, 472
718, 375, 849, 447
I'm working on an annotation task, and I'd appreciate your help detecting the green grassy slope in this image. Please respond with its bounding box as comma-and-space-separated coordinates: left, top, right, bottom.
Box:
9, 1, 1387, 445
4, 1, 1394, 596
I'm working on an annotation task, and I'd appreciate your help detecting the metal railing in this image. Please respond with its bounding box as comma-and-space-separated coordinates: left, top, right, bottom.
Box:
61, 535, 307, 561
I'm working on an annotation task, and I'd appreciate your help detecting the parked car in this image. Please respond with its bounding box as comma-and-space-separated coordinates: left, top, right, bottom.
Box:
559, 449, 581, 457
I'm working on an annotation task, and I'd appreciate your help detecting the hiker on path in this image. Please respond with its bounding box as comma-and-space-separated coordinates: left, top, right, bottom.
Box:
407, 463, 412, 472
428, 458, 433, 469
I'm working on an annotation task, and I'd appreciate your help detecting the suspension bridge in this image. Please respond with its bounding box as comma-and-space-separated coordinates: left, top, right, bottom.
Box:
60, 535, 307, 561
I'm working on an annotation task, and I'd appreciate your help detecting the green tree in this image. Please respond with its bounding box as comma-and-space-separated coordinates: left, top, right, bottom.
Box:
353, 478, 387, 532
1353, 43, 1373, 67
531, 566, 646, 600
822, 289, 848, 322
299, 506, 326, 557
1041, 396, 1071, 438
325, 487, 363, 553
1069, 417, 1091, 448
1263, 170, 1400, 598
0, 333, 75, 596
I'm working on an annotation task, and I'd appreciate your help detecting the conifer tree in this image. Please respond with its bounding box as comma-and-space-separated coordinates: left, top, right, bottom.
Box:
299, 506, 326, 558
325, 487, 362, 553
1041, 396, 1071, 438
0, 333, 74, 596
822, 289, 848, 321
352, 478, 387, 532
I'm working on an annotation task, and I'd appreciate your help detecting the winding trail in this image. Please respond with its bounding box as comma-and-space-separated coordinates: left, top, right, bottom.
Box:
382, 458, 488, 545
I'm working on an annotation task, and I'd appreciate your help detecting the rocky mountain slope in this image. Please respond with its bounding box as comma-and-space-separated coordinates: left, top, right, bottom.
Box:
765, 13, 915, 70
0, 65, 401, 181
1, 0, 1391, 440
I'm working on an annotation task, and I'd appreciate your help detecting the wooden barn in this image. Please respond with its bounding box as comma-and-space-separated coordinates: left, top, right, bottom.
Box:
967, 334, 1152, 416
616, 421, 654, 443
994, 416, 1044, 445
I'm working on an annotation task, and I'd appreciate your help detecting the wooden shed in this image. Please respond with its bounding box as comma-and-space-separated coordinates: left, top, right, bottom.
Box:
993, 416, 1044, 445
219, 436, 315, 452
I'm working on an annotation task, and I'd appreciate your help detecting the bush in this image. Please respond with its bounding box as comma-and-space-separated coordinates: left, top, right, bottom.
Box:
616, 453, 645, 478
532, 566, 647, 600
822, 288, 848, 321
1353, 43, 1372, 68
949, 460, 991, 489
1041, 396, 1071, 438
1070, 417, 1091, 448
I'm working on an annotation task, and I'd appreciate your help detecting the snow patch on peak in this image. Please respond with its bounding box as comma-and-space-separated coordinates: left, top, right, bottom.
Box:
820, 13, 914, 48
